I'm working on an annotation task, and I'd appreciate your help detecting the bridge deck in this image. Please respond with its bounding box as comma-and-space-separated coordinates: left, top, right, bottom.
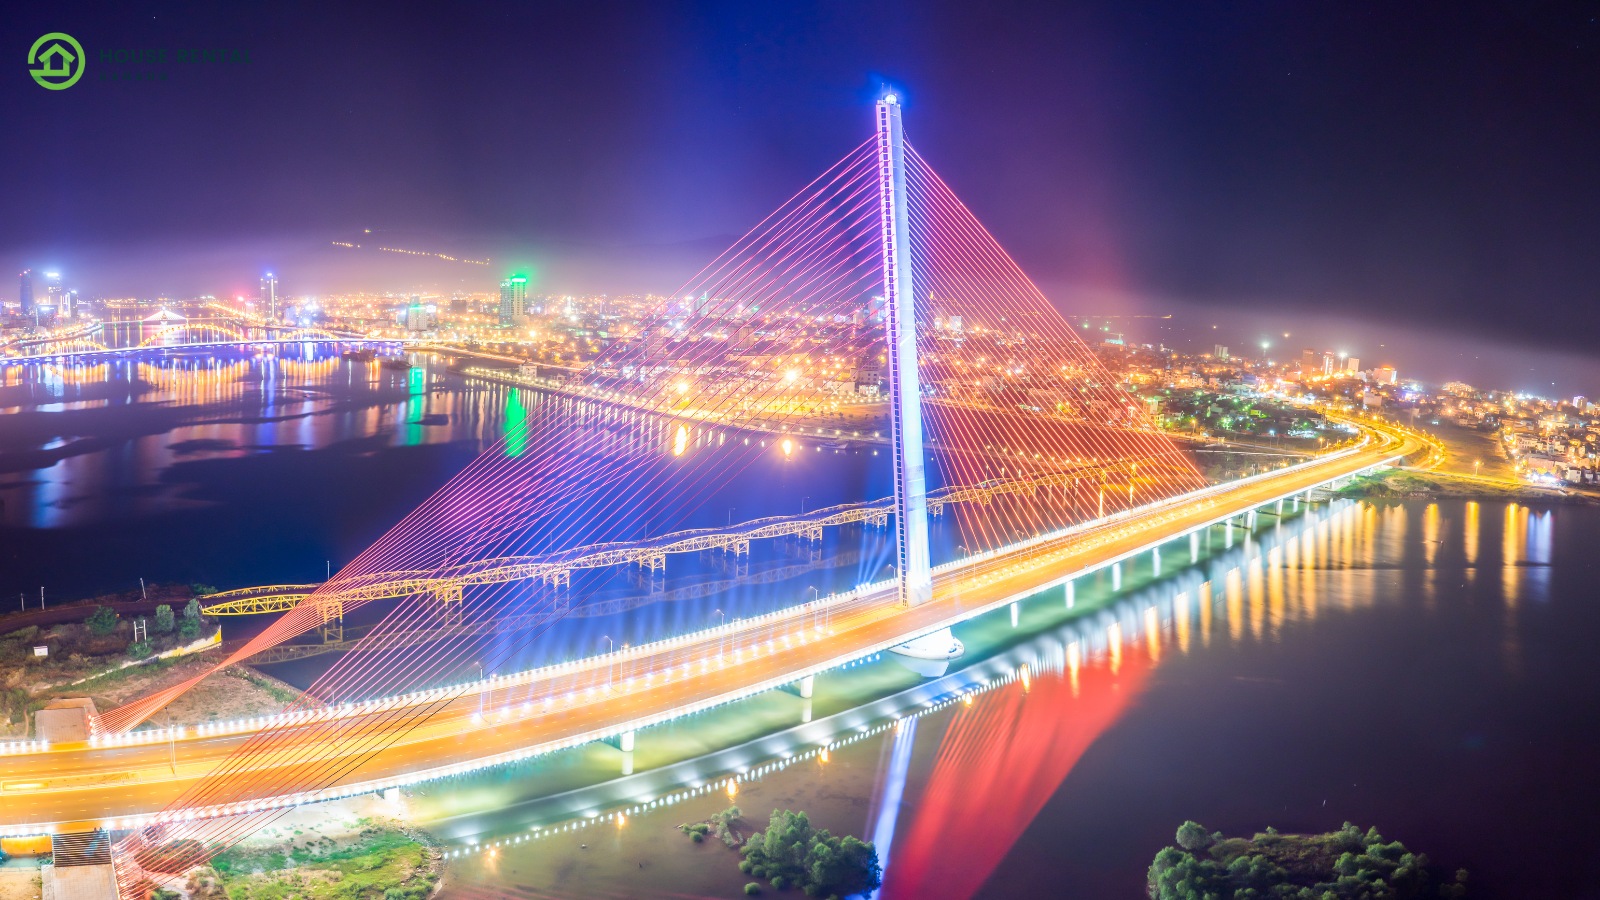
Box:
0, 418, 1418, 834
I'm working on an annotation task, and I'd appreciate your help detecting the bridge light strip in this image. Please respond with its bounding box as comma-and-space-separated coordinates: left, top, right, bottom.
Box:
21, 420, 1396, 760
0, 496, 1380, 841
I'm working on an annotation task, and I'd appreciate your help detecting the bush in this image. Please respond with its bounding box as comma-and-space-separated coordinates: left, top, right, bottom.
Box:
1176, 820, 1213, 852
154, 604, 175, 634
743, 883, 761, 895
190, 584, 218, 597
127, 640, 153, 660
86, 606, 119, 636
741, 809, 881, 898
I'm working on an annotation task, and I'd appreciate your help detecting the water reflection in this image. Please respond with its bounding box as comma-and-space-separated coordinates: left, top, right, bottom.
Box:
427, 496, 1568, 900
0, 347, 506, 529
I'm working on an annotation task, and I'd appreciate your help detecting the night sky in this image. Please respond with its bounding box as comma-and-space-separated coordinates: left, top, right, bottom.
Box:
4, 2, 1599, 393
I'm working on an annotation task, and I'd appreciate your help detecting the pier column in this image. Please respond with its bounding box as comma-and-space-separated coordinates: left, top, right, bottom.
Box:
619, 730, 636, 753
1225, 521, 1233, 548
1065, 579, 1075, 609
1190, 531, 1200, 563
1152, 547, 1161, 577
1010, 602, 1019, 628
1111, 562, 1122, 592
798, 674, 815, 699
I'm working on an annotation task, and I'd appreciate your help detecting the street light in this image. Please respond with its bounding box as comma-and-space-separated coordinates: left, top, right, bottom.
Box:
713, 609, 726, 659
601, 636, 614, 691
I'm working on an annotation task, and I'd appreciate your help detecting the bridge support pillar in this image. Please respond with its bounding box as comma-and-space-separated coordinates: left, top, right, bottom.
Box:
1111, 562, 1122, 592
1152, 547, 1161, 577
1065, 580, 1075, 609
1276, 498, 1285, 516
1225, 521, 1234, 548
799, 674, 814, 699
1010, 602, 1019, 628
1190, 531, 1200, 563
877, 93, 933, 609
1247, 509, 1257, 529
619, 730, 636, 753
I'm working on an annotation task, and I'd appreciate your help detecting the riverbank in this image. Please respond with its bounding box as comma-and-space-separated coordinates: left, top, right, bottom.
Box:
180, 801, 440, 900
1335, 469, 1597, 504
1, 626, 299, 738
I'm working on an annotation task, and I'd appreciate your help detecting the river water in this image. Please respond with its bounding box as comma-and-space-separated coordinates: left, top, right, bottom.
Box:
2, 347, 1595, 898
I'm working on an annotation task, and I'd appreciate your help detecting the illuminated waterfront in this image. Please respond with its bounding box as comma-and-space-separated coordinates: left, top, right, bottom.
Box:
428, 497, 1598, 898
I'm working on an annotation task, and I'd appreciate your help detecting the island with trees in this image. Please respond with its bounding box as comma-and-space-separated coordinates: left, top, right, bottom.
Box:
1149, 821, 1468, 899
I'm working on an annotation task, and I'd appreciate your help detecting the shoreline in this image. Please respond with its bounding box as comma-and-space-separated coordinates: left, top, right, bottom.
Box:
1336, 469, 1600, 504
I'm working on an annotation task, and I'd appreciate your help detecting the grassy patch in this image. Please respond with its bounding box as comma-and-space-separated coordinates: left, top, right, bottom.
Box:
194, 827, 438, 900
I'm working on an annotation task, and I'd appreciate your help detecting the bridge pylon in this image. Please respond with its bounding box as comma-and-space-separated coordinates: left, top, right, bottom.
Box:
877, 93, 932, 609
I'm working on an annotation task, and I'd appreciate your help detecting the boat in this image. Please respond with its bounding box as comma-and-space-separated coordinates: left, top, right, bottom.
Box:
380, 356, 413, 371
341, 348, 377, 361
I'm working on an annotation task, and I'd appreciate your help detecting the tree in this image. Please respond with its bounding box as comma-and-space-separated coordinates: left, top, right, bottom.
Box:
806, 833, 881, 898
86, 606, 119, 636
1176, 820, 1214, 852
154, 604, 175, 634
180, 599, 203, 639
742, 810, 880, 898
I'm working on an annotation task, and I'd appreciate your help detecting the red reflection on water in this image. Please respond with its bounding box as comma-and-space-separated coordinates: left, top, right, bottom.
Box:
882, 650, 1151, 899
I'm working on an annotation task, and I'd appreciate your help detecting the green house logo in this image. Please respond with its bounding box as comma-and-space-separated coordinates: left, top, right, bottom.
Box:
28, 32, 84, 90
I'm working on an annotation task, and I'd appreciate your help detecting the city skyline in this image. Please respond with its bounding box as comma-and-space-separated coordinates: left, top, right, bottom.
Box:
4, 2, 1599, 393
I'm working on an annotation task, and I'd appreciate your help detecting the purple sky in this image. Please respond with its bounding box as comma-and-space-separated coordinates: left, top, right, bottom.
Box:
4, 2, 1598, 394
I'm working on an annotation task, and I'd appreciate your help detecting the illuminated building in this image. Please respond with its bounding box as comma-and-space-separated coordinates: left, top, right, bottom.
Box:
18, 269, 32, 316
260, 271, 279, 320
45, 271, 64, 317
499, 275, 529, 325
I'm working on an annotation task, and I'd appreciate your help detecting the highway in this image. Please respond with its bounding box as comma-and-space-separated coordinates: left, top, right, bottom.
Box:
0, 415, 1423, 835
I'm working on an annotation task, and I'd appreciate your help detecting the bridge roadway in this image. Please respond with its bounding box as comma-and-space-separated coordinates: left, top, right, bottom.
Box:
0, 417, 1421, 836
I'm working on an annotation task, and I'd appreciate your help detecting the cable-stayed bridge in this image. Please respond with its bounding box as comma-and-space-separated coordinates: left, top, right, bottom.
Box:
0, 97, 1425, 897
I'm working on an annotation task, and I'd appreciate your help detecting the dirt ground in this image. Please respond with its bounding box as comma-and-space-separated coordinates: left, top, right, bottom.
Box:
0, 653, 301, 738
0, 868, 41, 900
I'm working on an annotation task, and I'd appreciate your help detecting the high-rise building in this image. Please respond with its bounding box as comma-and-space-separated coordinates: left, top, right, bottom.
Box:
1344, 356, 1360, 374
18, 269, 33, 315
1212, 345, 1230, 360
403, 295, 435, 332
499, 275, 528, 325
1372, 365, 1398, 385
260, 272, 279, 320
45, 272, 64, 317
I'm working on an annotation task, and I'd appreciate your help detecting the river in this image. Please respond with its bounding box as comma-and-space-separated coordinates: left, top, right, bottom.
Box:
2, 346, 1594, 897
